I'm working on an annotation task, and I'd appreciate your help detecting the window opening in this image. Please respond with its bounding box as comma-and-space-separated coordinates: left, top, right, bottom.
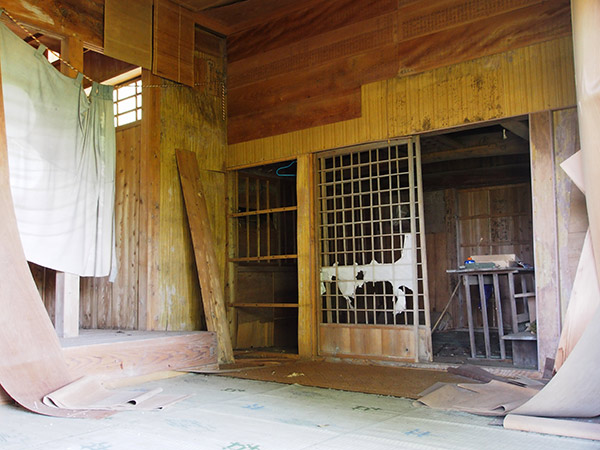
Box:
113, 78, 142, 127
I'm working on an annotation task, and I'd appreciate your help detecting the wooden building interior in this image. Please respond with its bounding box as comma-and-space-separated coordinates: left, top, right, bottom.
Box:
0, 0, 590, 387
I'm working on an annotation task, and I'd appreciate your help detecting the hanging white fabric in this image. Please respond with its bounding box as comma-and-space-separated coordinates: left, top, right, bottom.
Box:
0, 21, 117, 278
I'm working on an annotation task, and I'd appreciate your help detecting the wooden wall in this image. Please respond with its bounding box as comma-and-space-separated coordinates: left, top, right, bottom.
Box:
141, 34, 228, 331
227, 36, 576, 168
226, 0, 572, 147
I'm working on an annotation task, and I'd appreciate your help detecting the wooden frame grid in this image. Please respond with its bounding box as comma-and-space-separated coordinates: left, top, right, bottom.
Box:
317, 139, 429, 329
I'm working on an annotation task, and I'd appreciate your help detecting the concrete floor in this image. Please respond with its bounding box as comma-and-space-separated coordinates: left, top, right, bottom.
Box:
0, 374, 596, 450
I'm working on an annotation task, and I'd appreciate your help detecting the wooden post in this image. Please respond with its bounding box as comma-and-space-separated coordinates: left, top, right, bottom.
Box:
297, 154, 317, 358
176, 149, 234, 364
530, 111, 561, 370
54, 36, 84, 338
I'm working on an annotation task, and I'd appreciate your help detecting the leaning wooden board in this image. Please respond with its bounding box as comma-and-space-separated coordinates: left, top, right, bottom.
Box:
176, 149, 234, 364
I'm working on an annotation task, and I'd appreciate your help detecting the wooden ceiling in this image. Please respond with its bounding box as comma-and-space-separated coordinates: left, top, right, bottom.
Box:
179, 0, 317, 35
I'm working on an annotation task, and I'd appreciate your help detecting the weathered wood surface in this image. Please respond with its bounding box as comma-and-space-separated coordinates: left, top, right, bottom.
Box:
0, 0, 104, 51
226, 0, 572, 144
63, 331, 217, 379
530, 111, 561, 370
104, 0, 152, 69
176, 149, 234, 364
228, 36, 575, 168
153, 0, 195, 86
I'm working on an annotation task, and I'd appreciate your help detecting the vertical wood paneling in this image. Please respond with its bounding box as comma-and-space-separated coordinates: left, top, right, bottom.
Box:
79, 124, 141, 330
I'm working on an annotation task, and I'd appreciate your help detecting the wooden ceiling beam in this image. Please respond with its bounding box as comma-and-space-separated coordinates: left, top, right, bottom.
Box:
500, 120, 530, 141
421, 142, 529, 164
1, 0, 104, 52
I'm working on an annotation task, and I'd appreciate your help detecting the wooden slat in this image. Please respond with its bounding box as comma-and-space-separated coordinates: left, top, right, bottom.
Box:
153, 0, 195, 86
228, 88, 361, 145
104, 0, 152, 69
176, 149, 234, 364
234, 303, 299, 308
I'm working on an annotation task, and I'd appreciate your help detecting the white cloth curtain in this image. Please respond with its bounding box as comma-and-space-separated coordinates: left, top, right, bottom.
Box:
0, 21, 116, 278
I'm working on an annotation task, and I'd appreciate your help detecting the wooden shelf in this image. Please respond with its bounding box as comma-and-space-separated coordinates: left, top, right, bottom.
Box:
231, 205, 297, 218
233, 303, 299, 308
229, 254, 297, 262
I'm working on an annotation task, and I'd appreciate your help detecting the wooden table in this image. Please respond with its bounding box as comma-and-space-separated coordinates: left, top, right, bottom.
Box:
447, 267, 534, 359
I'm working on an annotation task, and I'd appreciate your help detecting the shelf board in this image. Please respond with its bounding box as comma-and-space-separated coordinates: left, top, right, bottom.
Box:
233, 303, 299, 308
229, 254, 297, 262
231, 205, 297, 218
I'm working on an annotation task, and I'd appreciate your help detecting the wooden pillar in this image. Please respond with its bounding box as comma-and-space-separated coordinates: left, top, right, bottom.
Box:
530, 111, 561, 370
138, 69, 162, 330
54, 36, 84, 338
297, 153, 317, 358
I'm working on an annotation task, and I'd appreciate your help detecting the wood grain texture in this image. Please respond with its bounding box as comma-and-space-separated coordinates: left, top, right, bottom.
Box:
228, 88, 361, 145
63, 332, 217, 379
530, 111, 561, 370
104, 0, 152, 69
81, 124, 141, 330
226, 0, 396, 62
297, 154, 317, 358
0, 0, 104, 51
228, 37, 575, 167
176, 149, 234, 363
153, 0, 195, 86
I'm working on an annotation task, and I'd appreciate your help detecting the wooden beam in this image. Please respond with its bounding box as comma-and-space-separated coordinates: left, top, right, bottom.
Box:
421, 142, 529, 164
60, 36, 83, 78
501, 120, 530, 141
0, 0, 103, 52
176, 149, 234, 364
530, 110, 561, 371
432, 134, 463, 149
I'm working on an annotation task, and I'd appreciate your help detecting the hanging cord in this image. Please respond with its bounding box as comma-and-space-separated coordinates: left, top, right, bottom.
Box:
2, 8, 95, 84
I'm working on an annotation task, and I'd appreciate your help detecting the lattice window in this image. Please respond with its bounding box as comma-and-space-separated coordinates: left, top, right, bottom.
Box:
113, 78, 142, 127
317, 140, 429, 326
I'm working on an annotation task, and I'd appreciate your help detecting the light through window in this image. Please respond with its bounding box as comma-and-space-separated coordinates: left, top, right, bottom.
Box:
113, 78, 142, 127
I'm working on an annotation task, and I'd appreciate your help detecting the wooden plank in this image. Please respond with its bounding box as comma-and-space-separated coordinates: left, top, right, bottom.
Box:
82, 51, 136, 87
530, 110, 561, 370
104, 0, 152, 69
63, 332, 217, 379
228, 43, 399, 117
297, 154, 317, 358
395, 0, 571, 77
228, 12, 397, 88
226, 0, 397, 62
176, 149, 234, 364
153, 0, 195, 86
0, 0, 104, 51
227, 88, 361, 145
